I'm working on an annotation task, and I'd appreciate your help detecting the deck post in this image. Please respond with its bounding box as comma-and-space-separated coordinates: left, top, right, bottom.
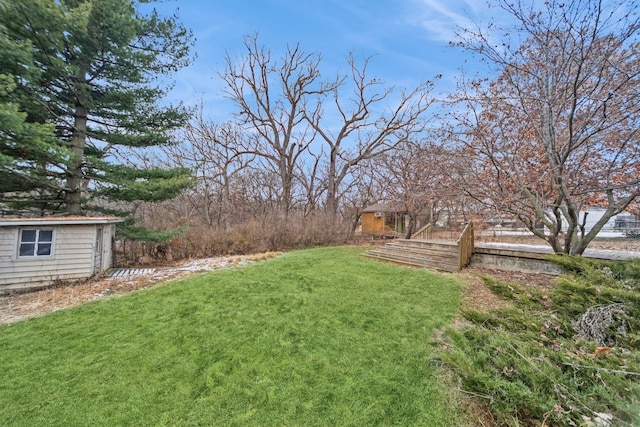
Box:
457, 222, 475, 270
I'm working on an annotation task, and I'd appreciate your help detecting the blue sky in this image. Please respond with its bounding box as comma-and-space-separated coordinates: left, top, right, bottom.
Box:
154, 0, 507, 120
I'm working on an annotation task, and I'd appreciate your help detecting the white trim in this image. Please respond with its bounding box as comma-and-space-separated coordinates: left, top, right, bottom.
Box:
15, 227, 56, 260
93, 226, 104, 275
0, 217, 122, 227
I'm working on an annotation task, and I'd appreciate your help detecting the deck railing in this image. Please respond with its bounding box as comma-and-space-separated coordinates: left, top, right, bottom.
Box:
457, 221, 475, 270
410, 223, 433, 240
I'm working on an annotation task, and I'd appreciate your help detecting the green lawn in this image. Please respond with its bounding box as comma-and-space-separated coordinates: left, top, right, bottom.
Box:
0, 246, 463, 426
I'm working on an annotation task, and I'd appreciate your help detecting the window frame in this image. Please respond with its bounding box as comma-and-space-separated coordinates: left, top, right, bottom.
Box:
17, 228, 55, 259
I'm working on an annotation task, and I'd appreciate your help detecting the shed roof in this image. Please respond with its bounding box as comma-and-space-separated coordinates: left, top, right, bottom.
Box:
0, 216, 123, 227
362, 203, 405, 213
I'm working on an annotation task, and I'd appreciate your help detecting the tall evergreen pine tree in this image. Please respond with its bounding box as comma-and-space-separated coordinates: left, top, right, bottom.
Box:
0, 0, 193, 238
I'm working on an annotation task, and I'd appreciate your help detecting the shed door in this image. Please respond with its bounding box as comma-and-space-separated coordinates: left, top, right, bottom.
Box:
94, 227, 103, 274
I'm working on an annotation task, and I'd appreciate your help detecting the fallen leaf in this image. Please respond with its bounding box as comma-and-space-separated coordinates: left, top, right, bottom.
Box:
594, 347, 612, 356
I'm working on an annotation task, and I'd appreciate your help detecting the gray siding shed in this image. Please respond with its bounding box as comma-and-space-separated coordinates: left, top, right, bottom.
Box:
0, 217, 121, 292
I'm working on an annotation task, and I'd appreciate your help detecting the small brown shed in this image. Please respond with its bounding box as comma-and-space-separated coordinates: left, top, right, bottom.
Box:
0, 216, 122, 292
361, 204, 408, 237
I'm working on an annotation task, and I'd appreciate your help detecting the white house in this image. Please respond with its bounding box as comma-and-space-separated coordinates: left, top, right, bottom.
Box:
0, 216, 121, 292
560, 207, 628, 236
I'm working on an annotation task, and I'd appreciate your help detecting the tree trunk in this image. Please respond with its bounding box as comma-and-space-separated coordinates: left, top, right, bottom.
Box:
66, 102, 88, 215
404, 213, 416, 239
325, 148, 339, 230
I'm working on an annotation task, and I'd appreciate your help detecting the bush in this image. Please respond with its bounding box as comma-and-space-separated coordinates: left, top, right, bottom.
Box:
623, 230, 640, 239
115, 210, 354, 265
438, 257, 640, 426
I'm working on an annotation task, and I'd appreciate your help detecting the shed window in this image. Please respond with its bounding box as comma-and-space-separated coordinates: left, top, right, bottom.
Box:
19, 229, 53, 257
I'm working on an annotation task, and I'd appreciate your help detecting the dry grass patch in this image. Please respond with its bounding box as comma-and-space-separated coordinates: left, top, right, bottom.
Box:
0, 252, 281, 324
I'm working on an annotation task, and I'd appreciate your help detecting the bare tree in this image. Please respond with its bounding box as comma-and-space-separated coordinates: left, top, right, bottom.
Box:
295, 147, 326, 217
452, 0, 640, 254
375, 138, 457, 238
341, 160, 386, 237
221, 34, 334, 218
304, 54, 439, 227
161, 106, 255, 230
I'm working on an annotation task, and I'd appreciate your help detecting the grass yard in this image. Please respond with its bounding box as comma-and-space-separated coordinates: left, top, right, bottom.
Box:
0, 246, 463, 426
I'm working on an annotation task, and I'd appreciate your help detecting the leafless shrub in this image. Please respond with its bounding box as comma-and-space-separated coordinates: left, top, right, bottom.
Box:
574, 303, 629, 346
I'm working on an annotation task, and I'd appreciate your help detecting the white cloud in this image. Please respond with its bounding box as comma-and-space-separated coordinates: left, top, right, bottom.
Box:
408, 0, 490, 42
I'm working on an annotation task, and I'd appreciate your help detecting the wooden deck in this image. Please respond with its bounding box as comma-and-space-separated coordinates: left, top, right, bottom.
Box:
365, 238, 640, 275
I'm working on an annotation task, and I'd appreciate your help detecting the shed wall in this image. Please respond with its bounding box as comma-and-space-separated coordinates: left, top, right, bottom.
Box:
361, 212, 384, 235
0, 224, 111, 291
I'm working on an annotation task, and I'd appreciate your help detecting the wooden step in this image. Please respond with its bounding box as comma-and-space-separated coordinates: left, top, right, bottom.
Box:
364, 239, 460, 272
384, 242, 458, 256
372, 246, 458, 260
393, 239, 458, 250
364, 249, 459, 272
371, 246, 459, 265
